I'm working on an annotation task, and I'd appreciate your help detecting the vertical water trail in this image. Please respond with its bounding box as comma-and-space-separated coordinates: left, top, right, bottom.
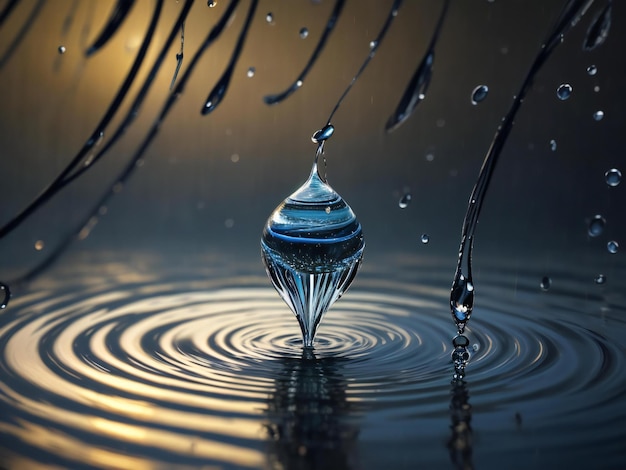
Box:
169, 21, 185, 91
583, 0, 611, 50
450, 0, 596, 335
0, 0, 45, 70
0, 0, 163, 241
85, 0, 136, 56
201, 0, 259, 114
263, 0, 345, 105
385, 0, 450, 133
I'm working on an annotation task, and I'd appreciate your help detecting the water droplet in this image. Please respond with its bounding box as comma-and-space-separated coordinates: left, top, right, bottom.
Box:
540, 276, 552, 291
398, 193, 412, 209
425, 153, 435, 162
420, 233, 430, 244
247, 66, 255, 78
261, 163, 365, 348
34, 240, 44, 251
586, 64, 597, 76
451, 346, 470, 367
452, 335, 469, 348
594, 274, 607, 285
593, 85, 600, 93
311, 124, 334, 143
587, 215, 606, 237
605, 168, 621, 187
207, 0, 217, 7
583, 2, 612, 51
369, 40, 378, 49
556, 83, 572, 100
450, 273, 474, 328
325, 206, 331, 214
230, 153, 240, 163
0, 283, 10, 309
58, 45, 66, 54
471, 85, 489, 105
296, 80, 303, 88
299, 27, 309, 39
593, 110, 604, 121
266, 12, 273, 24
549, 139, 557, 151
224, 218, 234, 228
607, 240, 619, 254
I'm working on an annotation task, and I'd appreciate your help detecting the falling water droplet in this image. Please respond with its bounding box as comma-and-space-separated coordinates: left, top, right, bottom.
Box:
266, 12, 274, 24
594, 274, 607, 285
207, 0, 217, 7
299, 27, 309, 39
369, 40, 378, 49
452, 335, 470, 348
583, 2, 612, 51
607, 240, 619, 254
398, 193, 412, 209
605, 168, 621, 187
311, 124, 334, 143
587, 215, 606, 237
247, 66, 255, 78
540, 276, 552, 291
296, 79, 303, 88
586, 64, 597, 76
261, 162, 364, 348
593, 110, 604, 121
471, 85, 489, 105
0, 283, 9, 309
450, 272, 474, 331
421, 234, 430, 244
34, 240, 44, 251
549, 139, 557, 151
556, 83, 572, 100
58, 45, 66, 54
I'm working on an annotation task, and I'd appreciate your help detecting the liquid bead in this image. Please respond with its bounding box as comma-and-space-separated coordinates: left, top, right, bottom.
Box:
450, 272, 473, 333
261, 163, 364, 348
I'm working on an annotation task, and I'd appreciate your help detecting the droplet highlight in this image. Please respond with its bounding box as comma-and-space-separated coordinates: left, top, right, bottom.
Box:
593, 110, 604, 121
556, 83, 572, 100
605, 168, 621, 187
58, 45, 66, 54
607, 240, 619, 254
247, 66, 255, 78
299, 27, 309, 39
398, 193, 412, 209
471, 85, 489, 105
594, 274, 607, 285
265, 12, 273, 24
420, 234, 430, 244
587, 215, 606, 237
586, 64, 597, 76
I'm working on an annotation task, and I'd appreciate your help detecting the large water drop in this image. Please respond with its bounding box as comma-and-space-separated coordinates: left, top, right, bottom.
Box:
471, 85, 488, 105
556, 83, 572, 100
587, 215, 606, 237
605, 168, 621, 187
261, 162, 364, 348
311, 124, 334, 143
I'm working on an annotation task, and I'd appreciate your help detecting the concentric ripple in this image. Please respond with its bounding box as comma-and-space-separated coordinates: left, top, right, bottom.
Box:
0, 253, 625, 468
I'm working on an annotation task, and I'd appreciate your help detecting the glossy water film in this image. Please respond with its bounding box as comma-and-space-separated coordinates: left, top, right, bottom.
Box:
261, 160, 364, 348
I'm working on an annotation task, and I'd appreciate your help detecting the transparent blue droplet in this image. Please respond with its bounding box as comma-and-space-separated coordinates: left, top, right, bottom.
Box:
556, 84, 572, 100
594, 274, 606, 285
471, 85, 489, 105
607, 240, 619, 254
587, 64, 597, 76
540, 276, 551, 291
593, 110, 604, 121
398, 193, 411, 209
549, 139, 557, 151
605, 168, 621, 187
588, 215, 606, 237
421, 233, 430, 244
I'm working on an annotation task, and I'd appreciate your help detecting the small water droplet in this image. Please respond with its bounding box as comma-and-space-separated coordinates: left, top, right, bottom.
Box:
230, 153, 240, 163
34, 240, 44, 251
425, 153, 434, 162
593, 110, 604, 121
605, 168, 621, 187
607, 240, 619, 254
246, 66, 255, 78
452, 335, 470, 348
224, 218, 234, 228
556, 83, 572, 100
593, 85, 600, 93
0, 283, 9, 310
369, 40, 378, 49
549, 139, 557, 151
311, 124, 334, 143
451, 273, 474, 327
587, 214, 606, 237
296, 80, 303, 88
325, 206, 331, 214
586, 64, 597, 76
58, 45, 66, 54
472, 343, 479, 352
594, 273, 607, 285
398, 193, 412, 209
471, 85, 489, 105
540, 276, 552, 291
207, 0, 217, 7
299, 27, 309, 39
266, 12, 273, 24
420, 233, 430, 244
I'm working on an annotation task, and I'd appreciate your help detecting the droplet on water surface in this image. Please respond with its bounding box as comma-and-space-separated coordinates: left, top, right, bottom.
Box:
605, 168, 621, 187
556, 83, 572, 100
299, 27, 309, 39
587, 215, 606, 237
607, 240, 619, 254
587, 64, 597, 76
261, 163, 365, 348
549, 139, 557, 151
593, 110, 604, 121
398, 193, 412, 209
540, 276, 552, 291
471, 85, 489, 105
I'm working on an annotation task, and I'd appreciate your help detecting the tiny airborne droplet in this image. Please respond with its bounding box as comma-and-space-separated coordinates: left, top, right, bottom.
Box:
247, 66, 255, 78
471, 85, 489, 105
58, 45, 66, 54
587, 215, 606, 237
607, 240, 619, 254
556, 83, 572, 100
398, 193, 412, 209
605, 168, 621, 187
594, 274, 607, 285
34, 240, 44, 251
587, 64, 597, 76
299, 27, 309, 39
593, 110, 604, 121
266, 12, 273, 24
369, 40, 378, 49
549, 139, 557, 151
421, 234, 430, 244
540, 276, 552, 291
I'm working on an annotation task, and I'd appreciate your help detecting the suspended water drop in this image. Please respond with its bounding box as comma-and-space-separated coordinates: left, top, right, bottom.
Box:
452, 334, 469, 348
586, 64, 597, 76
0, 283, 9, 309
421, 233, 430, 244
593, 110, 604, 121
230, 153, 240, 163
369, 40, 378, 49
540, 276, 552, 291
556, 83, 572, 100
549, 139, 557, 151
594, 274, 607, 285
58, 45, 66, 54
398, 193, 412, 209
266, 12, 274, 24
299, 27, 309, 39
261, 161, 364, 348
605, 168, 621, 187
587, 214, 606, 237
593, 85, 600, 93
34, 240, 44, 251
311, 124, 334, 143
607, 240, 619, 254
425, 153, 434, 162
583, 2, 612, 51
247, 66, 255, 78
471, 85, 489, 105
296, 79, 303, 88
450, 272, 473, 332
207, 0, 217, 7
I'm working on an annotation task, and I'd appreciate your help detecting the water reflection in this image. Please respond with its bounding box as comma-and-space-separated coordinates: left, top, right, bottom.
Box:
448, 372, 473, 470
264, 350, 359, 470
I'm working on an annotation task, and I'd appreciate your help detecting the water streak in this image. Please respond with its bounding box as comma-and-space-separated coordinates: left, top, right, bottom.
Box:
0, 0, 45, 70
583, 0, 612, 50
169, 21, 185, 91
85, 0, 136, 56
